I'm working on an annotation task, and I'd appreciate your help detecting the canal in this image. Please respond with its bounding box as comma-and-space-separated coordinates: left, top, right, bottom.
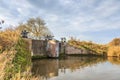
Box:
32, 56, 120, 80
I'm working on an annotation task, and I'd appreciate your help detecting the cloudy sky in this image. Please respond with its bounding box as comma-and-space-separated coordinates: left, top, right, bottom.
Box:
0, 0, 120, 44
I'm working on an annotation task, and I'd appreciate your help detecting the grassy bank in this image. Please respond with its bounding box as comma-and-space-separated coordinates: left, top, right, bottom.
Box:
68, 38, 120, 57
107, 38, 120, 57
68, 38, 108, 56
0, 29, 39, 80
4, 38, 31, 80
0, 28, 20, 79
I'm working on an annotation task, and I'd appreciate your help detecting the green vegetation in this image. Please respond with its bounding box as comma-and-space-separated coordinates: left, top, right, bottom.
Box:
13, 39, 31, 72
0, 17, 53, 80
0, 16, 120, 80
32, 55, 48, 60
0, 28, 38, 80
4, 38, 32, 80
0, 28, 20, 79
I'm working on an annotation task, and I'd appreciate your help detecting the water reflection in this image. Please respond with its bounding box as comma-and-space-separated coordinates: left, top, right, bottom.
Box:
32, 57, 106, 79
59, 57, 106, 72
32, 59, 59, 79
108, 57, 120, 65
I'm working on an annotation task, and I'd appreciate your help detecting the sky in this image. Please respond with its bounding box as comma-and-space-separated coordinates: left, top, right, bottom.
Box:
0, 0, 120, 44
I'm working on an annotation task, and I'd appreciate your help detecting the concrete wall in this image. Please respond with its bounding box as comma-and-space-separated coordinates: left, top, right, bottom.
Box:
65, 45, 88, 54
31, 40, 47, 56
24, 39, 59, 57
46, 40, 59, 57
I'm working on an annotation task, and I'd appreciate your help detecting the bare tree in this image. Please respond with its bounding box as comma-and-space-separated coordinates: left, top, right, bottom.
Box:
18, 17, 53, 39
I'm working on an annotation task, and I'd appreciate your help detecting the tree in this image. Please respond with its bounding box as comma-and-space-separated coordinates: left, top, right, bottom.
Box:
17, 17, 53, 39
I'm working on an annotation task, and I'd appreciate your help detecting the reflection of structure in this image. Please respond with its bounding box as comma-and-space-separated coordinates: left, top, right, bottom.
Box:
32, 59, 59, 79
59, 57, 106, 72
32, 57, 106, 79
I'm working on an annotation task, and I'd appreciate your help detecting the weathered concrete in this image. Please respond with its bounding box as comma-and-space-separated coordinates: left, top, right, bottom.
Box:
23, 39, 47, 56
31, 40, 47, 56
46, 40, 59, 57
24, 38, 97, 57
65, 45, 88, 55
24, 39, 59, 57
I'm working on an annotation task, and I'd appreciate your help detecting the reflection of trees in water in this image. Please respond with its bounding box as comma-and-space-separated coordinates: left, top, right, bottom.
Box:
108, 57, 120, 65
59, 57, 106, 72
32, 57, 106, 79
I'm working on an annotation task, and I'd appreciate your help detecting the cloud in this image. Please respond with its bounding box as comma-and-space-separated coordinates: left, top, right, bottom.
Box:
0, 0, 33, 28
0, 0, 120, 43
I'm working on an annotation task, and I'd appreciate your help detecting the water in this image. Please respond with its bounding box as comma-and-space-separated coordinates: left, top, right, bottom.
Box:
32, 57, 120, 80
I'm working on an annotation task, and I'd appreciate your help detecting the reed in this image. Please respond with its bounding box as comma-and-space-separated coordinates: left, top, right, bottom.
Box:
0, 28, 20, 52
0, 28, 40, 80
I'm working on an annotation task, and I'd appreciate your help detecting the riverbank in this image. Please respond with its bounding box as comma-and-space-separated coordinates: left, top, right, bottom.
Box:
0, 28, 119, 80
0, 29, 39, 80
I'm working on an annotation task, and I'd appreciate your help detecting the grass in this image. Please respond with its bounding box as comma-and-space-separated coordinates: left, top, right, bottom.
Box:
68, 39, 108, 56
0, 28, 19, 79
4, 38, 32, 80
107, 38, 120, 57
0, 28, 40, 80
0, 28, 20, 53
107, 46, 120, 57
